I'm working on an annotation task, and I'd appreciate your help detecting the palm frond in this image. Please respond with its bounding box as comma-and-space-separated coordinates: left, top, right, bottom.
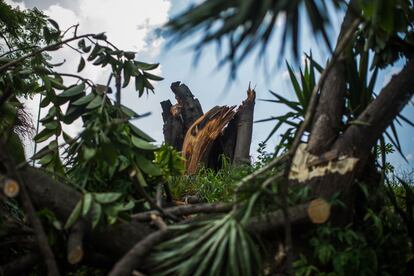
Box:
147, 214, 261, 276
166, 0, 341, 76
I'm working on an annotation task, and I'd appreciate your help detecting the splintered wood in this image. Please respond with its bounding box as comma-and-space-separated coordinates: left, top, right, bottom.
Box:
161, 82, 256, 175
182, 106, 237, 175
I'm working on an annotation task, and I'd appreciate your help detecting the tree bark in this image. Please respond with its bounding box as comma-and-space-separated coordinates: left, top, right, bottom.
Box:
160, 100, 184, 150
307, 3, 357, 155
334, 56, 414, 157
233, 86, 256, 165
170, 81, 203, 131
162, 82, 256, 173
20, 167, 155, 259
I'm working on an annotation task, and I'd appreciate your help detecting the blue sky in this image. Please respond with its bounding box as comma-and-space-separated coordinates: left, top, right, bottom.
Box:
7, 0, 414, 171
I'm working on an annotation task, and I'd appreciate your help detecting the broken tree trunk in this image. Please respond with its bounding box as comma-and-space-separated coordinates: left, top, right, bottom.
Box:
182, 106, 237, 174
233, 85, 256, 165
161, 82, 256, 174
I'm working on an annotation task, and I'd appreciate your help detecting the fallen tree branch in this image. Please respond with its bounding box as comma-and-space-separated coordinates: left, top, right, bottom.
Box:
20, 166, 154, 258
0, 175, 19, 198
308, 1, 359, 155
131, 171, 178, 222
0, 142, 60, 276
67, 220, 86, 265
131, 202, 232, 221
0, 253, 40, 276
247, 198, 331, 235
334, 54, 414, 156
108, 230, 174, 276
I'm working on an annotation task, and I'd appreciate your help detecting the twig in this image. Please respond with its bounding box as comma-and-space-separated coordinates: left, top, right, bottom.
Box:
61, 24, 79, 38
163, 182, 173, 204
0, 33, 96, 72
115, 73, 121, 107
156, 184, 163, 207
149, 214, 167, 230
130, 170, 178, 221
32, 93, 43, 166
131, 202, 232, 221
235, 153, 289, 192
47, 72, 95, 87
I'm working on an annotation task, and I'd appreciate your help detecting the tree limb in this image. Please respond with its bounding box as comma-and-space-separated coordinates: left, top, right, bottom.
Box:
334, 55, 414, 156
131, 202, 232, 221
108, 230, 174, 276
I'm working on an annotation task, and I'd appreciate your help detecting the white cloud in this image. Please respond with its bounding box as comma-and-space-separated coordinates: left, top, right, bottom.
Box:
4, 0, 27, 9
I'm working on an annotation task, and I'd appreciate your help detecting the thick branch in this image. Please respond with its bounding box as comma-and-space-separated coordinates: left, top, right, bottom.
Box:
67, 220, 86, 264
247, 199, 331, 235
131, 202, 232, 221
308, 1, 359, 155
108, 230, 174, 276
0, 142, 60, 276
334, 56, 414, 155
20, 167, 154, 258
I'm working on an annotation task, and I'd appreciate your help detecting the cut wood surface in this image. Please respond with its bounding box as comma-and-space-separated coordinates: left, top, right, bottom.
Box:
0, 176, 19, 198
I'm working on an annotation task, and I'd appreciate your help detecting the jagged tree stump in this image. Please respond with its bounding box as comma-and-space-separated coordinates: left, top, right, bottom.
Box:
161, 82, 256, 174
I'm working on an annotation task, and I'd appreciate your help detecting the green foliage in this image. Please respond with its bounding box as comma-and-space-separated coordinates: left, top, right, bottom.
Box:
64, 192, 134, 229
294, 208, 410, 276
147, 214, 261, 276
169, 159, 252, 203
256, 53, 320, 155
1, 1, 165, 231
154, 144, 185, 180
356, 0, 414, 68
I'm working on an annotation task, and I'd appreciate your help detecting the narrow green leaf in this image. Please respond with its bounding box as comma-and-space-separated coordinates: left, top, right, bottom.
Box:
64, 200, 82, 229
78, 57, 86, 72
135, 61, 159, 70
129, 123, 155, 142
82, 193, 93, 216
86, 95, 103, 109
34, 128, 54, 143
136, 155, 161, 176
143, 71, 164, 81
132, 136, 158, 150
91, 202, 102, 228
135, 74, 145, 96
58, 83, 85, 98
44, 121, 59, 130
73, 92, 95, 106
39, 154, 53, 165
94, 193, 122, 204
